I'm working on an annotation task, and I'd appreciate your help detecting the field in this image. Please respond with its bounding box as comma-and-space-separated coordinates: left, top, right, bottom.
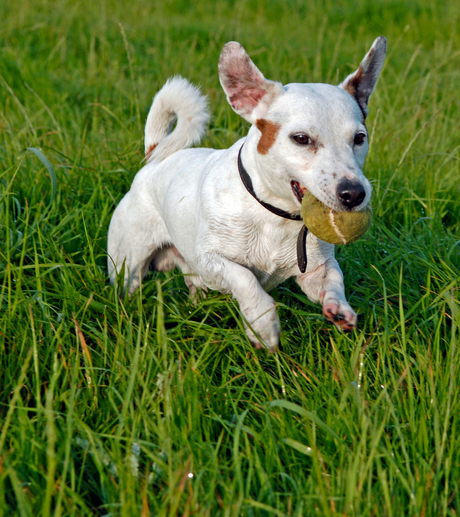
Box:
1, 0, 460, 515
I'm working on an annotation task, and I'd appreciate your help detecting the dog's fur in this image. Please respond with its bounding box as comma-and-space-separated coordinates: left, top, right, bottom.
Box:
108, 37, 386, 350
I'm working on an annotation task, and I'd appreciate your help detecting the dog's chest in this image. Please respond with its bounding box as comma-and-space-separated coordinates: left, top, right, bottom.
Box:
196, 152, 303, 290
208, 215, 301, 290
249, 222, 301, 289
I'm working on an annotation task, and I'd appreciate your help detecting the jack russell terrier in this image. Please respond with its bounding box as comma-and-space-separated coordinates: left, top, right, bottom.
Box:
108, 37, 386, 350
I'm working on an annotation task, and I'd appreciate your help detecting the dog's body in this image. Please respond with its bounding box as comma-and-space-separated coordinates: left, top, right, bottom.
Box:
108, 38, 386, 350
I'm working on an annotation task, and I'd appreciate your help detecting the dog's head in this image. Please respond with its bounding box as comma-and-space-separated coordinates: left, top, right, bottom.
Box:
218, 37, 386, 213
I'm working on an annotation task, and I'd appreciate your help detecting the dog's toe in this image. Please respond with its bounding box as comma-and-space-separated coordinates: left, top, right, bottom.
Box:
322, 299, 357, 331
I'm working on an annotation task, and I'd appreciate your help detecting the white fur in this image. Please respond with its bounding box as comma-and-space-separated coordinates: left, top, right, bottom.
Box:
144, 76, 210, 163
108, 37, 386, 350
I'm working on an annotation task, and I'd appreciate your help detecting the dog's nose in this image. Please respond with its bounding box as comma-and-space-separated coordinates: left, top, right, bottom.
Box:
337, 179, 366, 209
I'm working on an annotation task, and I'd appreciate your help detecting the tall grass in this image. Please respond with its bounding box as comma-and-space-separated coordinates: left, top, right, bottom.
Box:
1, 0, 459, 515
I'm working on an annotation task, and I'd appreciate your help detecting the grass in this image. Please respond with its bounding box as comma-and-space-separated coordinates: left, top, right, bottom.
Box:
1, 0, 460, 515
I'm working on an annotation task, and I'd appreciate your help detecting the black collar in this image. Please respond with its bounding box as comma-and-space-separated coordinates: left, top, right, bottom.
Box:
237, 144, 302, 221
237, 143, 308, 273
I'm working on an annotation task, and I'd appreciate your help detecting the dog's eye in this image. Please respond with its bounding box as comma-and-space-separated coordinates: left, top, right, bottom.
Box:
354, 132, 366, 146
291, 133, 311, 146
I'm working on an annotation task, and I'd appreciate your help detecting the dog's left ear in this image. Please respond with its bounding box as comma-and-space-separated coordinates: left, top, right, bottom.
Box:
339, 36, 387, 119
218, 42, 285, 125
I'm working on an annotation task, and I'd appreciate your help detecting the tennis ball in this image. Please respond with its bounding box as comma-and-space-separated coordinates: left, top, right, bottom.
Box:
300, 190, 372, 245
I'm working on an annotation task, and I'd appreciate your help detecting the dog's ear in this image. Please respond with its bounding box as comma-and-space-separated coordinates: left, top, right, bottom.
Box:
339, 36, 386, 119
218, 42, 284, 124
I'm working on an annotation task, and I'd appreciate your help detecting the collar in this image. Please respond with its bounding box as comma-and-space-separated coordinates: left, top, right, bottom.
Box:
237, 143, 308, 273
237, 144, 302, 221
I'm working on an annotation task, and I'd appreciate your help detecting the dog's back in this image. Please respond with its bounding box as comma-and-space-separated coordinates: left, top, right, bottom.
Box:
144, 76, 210, 164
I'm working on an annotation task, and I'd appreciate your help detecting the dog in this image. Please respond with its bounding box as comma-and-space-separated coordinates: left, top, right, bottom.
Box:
108, 37, 386, 350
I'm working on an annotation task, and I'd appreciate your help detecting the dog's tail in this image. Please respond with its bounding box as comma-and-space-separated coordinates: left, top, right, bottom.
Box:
144, 76, 210, 163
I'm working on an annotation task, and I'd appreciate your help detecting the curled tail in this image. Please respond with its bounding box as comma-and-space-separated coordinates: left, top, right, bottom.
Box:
144, 76, 210, 163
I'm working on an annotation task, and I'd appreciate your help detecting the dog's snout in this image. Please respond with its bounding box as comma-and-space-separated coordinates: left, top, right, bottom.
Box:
337, 179, 366, 209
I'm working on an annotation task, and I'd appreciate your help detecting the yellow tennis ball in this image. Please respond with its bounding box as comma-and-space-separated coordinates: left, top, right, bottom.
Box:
301, 190, 372, 245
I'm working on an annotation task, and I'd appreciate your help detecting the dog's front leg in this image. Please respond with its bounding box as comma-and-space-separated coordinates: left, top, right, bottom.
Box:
197, 252, 280, 350
296, 233, 357, 331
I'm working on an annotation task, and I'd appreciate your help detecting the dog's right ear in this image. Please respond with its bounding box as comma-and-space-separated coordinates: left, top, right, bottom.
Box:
218, 42, 284, 125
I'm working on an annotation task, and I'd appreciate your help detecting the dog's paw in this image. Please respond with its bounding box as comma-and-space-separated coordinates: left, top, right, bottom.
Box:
321, 291, 357, 332
184, 275, 208, 304
242, 300, 280, 351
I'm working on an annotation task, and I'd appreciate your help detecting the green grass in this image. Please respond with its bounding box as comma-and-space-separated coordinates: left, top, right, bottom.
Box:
1, 0, 460, 515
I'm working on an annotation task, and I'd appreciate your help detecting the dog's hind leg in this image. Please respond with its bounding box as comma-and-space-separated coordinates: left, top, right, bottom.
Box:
153, 246, 208, 301
107, 192, 170, 295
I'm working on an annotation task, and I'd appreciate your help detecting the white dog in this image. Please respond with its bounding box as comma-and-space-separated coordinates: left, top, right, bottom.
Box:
108, 37, 386, 350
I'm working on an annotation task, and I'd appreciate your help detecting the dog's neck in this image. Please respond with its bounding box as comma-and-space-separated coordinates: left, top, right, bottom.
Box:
239, 134, 302, 218
237, 141, 308, 273
238, 143, 301, 221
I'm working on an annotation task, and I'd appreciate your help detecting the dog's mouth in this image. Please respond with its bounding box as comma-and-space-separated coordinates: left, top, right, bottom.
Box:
291, 181, 307, 204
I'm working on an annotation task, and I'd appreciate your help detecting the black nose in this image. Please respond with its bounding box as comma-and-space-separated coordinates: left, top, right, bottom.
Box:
337, 179, 366, 209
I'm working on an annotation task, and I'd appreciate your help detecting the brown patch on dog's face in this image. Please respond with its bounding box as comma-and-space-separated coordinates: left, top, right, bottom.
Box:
256, 119, 281, 155
145, 143, 158, 160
